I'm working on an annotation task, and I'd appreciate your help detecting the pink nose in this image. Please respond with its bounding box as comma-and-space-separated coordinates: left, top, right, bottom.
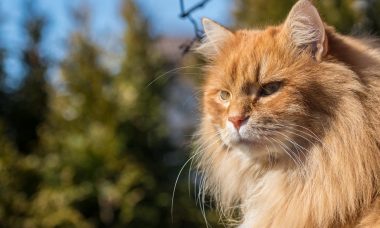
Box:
228, 115, 248, 130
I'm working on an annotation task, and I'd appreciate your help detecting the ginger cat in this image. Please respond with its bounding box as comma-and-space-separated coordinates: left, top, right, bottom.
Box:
194, 0, 380, 227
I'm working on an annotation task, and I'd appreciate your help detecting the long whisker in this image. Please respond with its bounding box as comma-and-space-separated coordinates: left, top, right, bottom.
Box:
187, 130, 226, 227
196, 139, 225, 228
188, 157, 195, 197
270, 136, 303, 168
145, 64, 203, 88
277, 126, 320, 150
281, 122, 323, 143
272, 123, 325, 151
171, 152, 198, 222
171, 131, 220, 221
273, 130, 308, 159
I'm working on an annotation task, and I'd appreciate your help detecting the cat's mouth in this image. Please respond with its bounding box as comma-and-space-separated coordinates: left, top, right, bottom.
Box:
237, 138, 266, 147
233, 134, 273, 147
216, 122, 291, 151
221, 127, 276, 148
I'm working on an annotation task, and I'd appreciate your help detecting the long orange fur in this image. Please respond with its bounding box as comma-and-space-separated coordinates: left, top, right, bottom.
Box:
194, 0, 380, 227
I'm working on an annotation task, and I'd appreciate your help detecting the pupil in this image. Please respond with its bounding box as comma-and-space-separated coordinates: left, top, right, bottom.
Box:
269, 84, 277, 91
221, 91, 229, 100
262, 82, 280, 96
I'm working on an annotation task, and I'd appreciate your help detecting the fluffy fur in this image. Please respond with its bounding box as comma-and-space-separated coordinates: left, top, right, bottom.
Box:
194, 1, 380, 227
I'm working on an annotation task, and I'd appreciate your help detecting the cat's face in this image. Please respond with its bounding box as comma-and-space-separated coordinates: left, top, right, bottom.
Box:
203, 30, 309, 157
199, 4, 340, 158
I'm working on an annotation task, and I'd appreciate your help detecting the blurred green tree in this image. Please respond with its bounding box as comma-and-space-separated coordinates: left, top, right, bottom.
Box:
2, 5, 48, 153
28, 5, 149, 226
360, 0, 380, 35
15, 0, 213, 227
0, 39, 6, 120
234, 0, 363, 34
234, 0, 296, 28
0, 4, 47, 225
116, 1, 217, 227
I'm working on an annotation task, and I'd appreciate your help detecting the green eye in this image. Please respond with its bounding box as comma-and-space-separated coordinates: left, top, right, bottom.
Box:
219, 90, 231, 101
260, 82, 282, 97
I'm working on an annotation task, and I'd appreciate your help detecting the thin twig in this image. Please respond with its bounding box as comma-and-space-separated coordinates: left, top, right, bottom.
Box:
178, 0, 212, 54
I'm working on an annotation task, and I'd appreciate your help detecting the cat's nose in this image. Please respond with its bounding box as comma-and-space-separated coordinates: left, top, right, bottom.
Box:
228, 115, 249, 130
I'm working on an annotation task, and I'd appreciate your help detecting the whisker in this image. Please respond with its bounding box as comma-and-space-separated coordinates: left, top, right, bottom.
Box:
197, 140, 225, 227
272, 123, 325, 151
171, 132, 220, 222
145, 64, 203, 88
270, 136, 303, 169
171, 152, 197, 222
273, 130, 308, 159
280, 122, 322, 143
188, 131, 226, 227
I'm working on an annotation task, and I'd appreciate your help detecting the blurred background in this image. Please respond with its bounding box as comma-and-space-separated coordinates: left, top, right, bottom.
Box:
0, 0, 379, 227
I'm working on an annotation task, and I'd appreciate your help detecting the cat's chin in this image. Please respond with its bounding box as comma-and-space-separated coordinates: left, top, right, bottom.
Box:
218, 126, 280, 157
234, 138, 266, 147
229, 138, 272, 158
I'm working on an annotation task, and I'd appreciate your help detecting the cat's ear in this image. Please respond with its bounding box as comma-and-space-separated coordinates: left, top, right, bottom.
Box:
196, 18, 233, 59
284, 0, 328, 61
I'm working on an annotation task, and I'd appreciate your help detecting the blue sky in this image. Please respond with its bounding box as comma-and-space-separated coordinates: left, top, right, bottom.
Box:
0, 0, 232, 86
137, 0, 232, 36
0, 0, 232, 60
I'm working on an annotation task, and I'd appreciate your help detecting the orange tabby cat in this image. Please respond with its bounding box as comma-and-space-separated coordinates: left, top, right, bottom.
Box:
194, 0, 380, 227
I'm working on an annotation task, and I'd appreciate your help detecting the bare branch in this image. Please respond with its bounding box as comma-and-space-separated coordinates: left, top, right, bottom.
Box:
178, 0, 212, 55
179, 0, 211, 19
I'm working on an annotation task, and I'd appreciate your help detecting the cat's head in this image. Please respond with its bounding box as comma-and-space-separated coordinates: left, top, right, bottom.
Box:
197, 0, 350, 159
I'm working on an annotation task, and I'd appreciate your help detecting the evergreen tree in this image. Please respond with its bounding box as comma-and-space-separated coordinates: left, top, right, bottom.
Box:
3, 3, 48, 153
234, 0, 360, 33
114, 0, 213, 226
0, 3, 47, 226
0, 0, 213, 225
360, 0, 380, 35
234, 0, 296, 27
28, 0, 210, 226
30, 10, 147, 224
0, 38, 6, 119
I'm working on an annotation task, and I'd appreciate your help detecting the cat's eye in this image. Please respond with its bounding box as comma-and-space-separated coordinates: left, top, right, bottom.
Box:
219, 90, 231, 101
260, 82, 282, 97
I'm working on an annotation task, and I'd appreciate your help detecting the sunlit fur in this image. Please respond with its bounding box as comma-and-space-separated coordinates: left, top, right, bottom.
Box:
194, 1, 380, 227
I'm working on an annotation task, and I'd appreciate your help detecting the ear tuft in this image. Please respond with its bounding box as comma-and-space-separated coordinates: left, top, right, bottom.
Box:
195, 18, 233, 59
285, 0, 328, 61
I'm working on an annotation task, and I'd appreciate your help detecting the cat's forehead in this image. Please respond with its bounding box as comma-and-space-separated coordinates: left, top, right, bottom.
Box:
214, 26, 287, 84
